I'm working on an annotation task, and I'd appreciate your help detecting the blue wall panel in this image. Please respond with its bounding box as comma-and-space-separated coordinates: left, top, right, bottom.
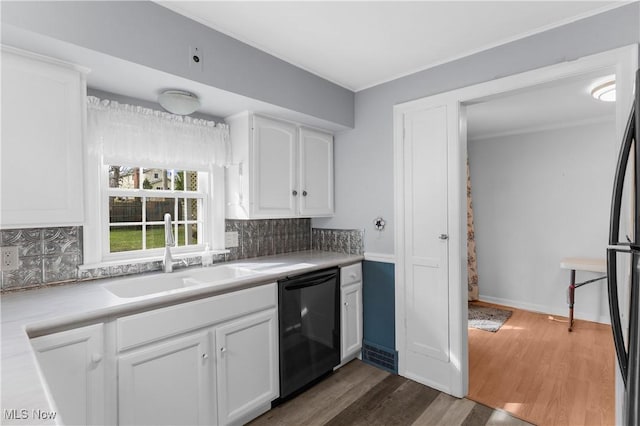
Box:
362, 260, 395, 350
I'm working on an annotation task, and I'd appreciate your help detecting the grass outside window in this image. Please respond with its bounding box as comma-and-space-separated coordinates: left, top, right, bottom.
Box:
109, 227, 189, 253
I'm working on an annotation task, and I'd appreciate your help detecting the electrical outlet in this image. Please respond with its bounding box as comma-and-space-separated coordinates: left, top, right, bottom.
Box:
225, 231, 239, 248
189, 46, 203, 71
1, 246, 19, 271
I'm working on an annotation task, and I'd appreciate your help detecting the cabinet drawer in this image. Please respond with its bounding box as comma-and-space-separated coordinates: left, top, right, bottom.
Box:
340, 263, 362, 286
117, 283, 276, 351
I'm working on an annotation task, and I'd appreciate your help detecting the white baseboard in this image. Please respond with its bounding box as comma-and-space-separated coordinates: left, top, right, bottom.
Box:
478, 294, 611, 325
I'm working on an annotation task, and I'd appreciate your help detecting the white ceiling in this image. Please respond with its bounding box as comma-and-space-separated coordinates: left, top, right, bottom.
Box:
157, 1, 622, 91
466, 70, 616, 140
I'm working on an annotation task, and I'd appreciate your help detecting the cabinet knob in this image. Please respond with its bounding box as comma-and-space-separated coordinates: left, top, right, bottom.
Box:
344, 302, 349, 307
302, 190, 308, 197
439, 234, 449, 240
220, 347, 227, 353
202, 353, 209, 360
350, 273, 357, 279
292, 190, 298, 196
91, 353, 102, 364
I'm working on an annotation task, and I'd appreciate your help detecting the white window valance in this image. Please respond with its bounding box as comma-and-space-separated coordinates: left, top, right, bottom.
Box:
86, 96, 230, 170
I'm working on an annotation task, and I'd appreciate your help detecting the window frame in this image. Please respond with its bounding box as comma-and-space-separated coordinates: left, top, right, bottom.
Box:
104, 166, 208, 259
101, 164, 211, 262
83, 159, 225, 266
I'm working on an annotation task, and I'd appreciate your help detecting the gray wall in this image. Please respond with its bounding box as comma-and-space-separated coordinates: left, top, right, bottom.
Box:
314, 3, 640, 255
1, 1, 354, 128
468, 121, 616, 323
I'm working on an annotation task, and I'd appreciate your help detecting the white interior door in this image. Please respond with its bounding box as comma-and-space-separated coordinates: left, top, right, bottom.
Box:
394, 46, 636, 411
397, 104, 465, 396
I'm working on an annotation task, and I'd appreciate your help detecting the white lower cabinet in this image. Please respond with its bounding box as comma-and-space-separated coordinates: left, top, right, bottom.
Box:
340, 263, 363, 363
341, 283, 363, 361
30, 323, 105, 426
215, 309, 278, 425
115, 283, 278, 426
118, 331, 213, 426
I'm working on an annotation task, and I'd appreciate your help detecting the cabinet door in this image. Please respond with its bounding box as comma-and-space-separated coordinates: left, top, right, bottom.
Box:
1, 48, 85, 227
341, 283, 363, 361
215, 309, 278, 425
31, 323, 104, 425
118, 331, 213, 426
299, 127, 334, 216
252, 116, 298, 217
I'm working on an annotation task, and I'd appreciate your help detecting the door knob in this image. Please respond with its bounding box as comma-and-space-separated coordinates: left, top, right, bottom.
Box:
292, 190, 298, 196
439, 234, 449, 240
302, 190, 308, 196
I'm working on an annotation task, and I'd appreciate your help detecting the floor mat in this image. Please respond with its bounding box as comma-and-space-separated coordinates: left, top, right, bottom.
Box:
468, 305, 512, 332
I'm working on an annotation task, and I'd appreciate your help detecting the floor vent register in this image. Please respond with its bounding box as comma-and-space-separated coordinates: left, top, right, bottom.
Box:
362, 340, 398, 374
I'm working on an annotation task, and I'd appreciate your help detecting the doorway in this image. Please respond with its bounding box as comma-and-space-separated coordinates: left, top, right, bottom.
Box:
466, 72, 616, 319
393, 45, 637, 420
463, 71, 618, 424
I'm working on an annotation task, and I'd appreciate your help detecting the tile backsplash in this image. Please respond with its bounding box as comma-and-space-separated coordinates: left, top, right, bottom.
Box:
1, 227, 83, 291
225, 218, 311, 261
311, 228, 364, 255
1, 220, 363, 292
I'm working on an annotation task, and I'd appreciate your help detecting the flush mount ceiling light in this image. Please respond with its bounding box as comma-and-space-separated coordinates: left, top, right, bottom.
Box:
590, 78, 616, 102
158, 90, 200, 115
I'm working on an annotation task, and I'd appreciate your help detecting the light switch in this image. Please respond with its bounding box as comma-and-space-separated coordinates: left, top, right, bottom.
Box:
225, 231, 239, 248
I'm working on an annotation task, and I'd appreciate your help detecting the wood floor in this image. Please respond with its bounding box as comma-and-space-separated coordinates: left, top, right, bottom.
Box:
251, 360, 532, 426
467, 301, 615, 426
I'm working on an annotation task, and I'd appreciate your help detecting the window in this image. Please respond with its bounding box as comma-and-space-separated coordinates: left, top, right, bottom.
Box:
84, 96, 229, 265
107, 166, 205, 255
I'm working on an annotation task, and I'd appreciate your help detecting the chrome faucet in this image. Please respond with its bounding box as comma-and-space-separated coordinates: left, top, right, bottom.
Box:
163, 213, 188, 273
163, 213, 176, 273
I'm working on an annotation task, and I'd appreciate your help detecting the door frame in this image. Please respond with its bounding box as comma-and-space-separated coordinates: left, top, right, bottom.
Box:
393, 44, 638, 399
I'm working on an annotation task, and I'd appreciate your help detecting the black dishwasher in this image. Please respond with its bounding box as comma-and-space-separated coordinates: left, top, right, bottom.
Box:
278, 267, 340, 400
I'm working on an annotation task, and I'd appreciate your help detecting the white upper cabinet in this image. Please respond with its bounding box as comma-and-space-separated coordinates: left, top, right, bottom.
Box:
252, 116, 298, 217
299, 127, 334, 216
226, 113, 334, 219
1, 47, 87, 228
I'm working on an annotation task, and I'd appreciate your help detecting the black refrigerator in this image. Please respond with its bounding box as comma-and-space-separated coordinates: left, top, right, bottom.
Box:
607, 68, 640, 426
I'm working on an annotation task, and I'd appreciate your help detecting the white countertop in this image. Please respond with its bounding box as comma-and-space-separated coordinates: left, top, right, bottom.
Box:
0, 250, 363, 425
